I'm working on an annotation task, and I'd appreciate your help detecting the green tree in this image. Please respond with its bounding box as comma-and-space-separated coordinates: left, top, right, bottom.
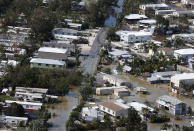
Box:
72, 40, 81, 66
174, 38, 186, 49
164, 40, 172, 47
5, 103, 25, 117
188, 106, 192, 115
126, 107, 147, 131
99, 114, 115, 131
89, 76, 96, 87
2, 9, 18, 26
0, 0, 13, 15
106, 27, 120, 41
30, 8, 57, 42
80, 87, 93, 101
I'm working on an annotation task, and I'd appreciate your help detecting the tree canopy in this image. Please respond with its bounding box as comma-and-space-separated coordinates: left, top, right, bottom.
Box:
1, 66, 83, 95
5, 103, 25, 117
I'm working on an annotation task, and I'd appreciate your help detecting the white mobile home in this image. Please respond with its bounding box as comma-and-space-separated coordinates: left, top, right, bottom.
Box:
155, 10, 175, 15
172, 33, 194, 42
52, 28, 77, 36
138, 19, 156, 26
15, 92, 43, 102
52, 28, 78, 40
139, 3, 169, 11
5, 100, 42, 111
67, 23, 82, 30
15, 87, 48, 94
174, 48, 194, 60
173, 11, 194, 17
0, 116, 28, 126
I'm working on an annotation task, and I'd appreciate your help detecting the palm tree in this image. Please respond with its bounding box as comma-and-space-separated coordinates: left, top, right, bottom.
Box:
126, 107, 147, 131
151, 44, 158, 55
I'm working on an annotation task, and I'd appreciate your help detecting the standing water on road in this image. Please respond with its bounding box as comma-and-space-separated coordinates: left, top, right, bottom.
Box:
47, 89, 79, 131
104, 0, 124, 27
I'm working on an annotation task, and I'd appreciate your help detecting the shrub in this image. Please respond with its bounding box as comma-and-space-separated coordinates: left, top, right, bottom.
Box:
150, 115, 170, 123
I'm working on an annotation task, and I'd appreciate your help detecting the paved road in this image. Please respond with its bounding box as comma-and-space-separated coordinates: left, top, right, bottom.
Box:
89, 28, 108, 57
81, 28, 108, 75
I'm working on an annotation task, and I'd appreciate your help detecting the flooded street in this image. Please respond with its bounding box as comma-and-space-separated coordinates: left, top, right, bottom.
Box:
121, 74, 194, 109
95, 73, 194, 131
104, 0, 124, 27
47, 89, 79, 131
46, 73, 193, 131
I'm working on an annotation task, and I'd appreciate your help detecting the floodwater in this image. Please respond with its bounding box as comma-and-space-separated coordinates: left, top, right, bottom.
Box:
47, 89, 79, 131
121, 74, 194, 109
46, 73, 194, 131
95, 74, 194, 131
104, 0, 124, 27
47, 75, 193, 131
121, 74, 193, 130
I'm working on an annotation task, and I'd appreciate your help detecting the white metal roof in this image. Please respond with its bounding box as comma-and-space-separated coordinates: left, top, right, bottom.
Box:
125, 14, 147, 20
16, 87, 48, 93
5, 100, 42, 106
139, 19, 156, 24
30, 58, 65, 66
158, 95, 183, 105
2, 116, 28, 121
15, 92, 43, 98
68, 23, 82, 27
128, 102, 154, 112
171, 73, 194, 81
152, 71, 180, 77
140, 3, 168, 8
82, 107, 98, 117
121, 30, 152, 36
109, 49, 129, 57
54, 34, 79, 40
96, 86, 126, 90
123, 65, 132, 72
174, 48, 194, 55
38, 47, 67, 54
